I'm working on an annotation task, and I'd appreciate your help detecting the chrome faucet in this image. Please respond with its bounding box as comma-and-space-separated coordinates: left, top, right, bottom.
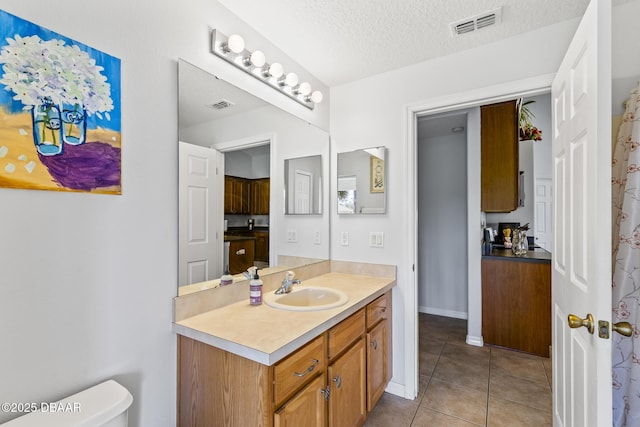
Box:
275, 271, 301, 294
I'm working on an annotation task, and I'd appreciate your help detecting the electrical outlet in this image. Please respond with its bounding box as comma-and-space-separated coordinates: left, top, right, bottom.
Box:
369, 232, 384, 248
314, 231, 321, 245
287, 229, 298, 243
341, 232, 349, 246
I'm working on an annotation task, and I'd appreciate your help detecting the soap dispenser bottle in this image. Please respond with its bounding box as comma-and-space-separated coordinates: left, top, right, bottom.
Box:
220, 266, 233, 286
249, 269, 263, 306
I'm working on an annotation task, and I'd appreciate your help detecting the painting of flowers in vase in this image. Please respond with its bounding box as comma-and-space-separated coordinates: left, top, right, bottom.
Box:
0, 9, 121, 194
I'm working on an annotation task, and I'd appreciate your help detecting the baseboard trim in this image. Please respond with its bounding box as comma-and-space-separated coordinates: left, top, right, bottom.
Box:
418, 306, 468, 320
384, 380, 407, 399
466, 334, 484, 347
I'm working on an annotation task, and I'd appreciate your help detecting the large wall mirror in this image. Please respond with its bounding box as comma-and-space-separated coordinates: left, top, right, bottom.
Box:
178, 59, 330, 296
337, 147, 386, 214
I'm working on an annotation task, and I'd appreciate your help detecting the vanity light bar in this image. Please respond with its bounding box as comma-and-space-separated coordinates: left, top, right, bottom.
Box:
211, 29, 322, 110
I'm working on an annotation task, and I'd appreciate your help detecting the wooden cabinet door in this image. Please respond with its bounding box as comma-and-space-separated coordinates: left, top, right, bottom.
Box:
328, 339, 366, 427
251, 178, 270, 214
253, 231, 269, 262
480, 100, 519, 212
224, 176, 234, 214
228, 239, 255, 275
366, 319, 387, 411
275, 373, 327, 427
233, 178, 250, 214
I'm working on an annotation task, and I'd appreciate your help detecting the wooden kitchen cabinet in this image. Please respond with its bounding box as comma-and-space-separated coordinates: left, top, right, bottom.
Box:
253, 230, 269, 262
225, 175, 270, 215
177, 293, 392, 427
251, 178, 270, 215
228, 238, 255, 274
481, 100, 519, 212
224, 175, 251, 214
481, 258, 551, 357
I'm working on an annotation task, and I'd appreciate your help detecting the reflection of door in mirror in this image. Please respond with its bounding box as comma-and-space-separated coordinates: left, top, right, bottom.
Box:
178, 142, 224, 286
294, 169, 312, 214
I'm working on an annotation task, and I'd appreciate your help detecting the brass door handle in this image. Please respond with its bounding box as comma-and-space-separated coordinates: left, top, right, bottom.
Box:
568, 313, 594, 334
613, 321, 633, 337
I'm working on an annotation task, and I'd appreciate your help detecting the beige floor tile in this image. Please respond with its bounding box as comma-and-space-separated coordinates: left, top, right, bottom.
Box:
420, 351, 439, 376
433, 355, 490, 392
489, 372, 552, 412
411, 406, 482, 427
543, 358, 552, 388
490, 351, 549, 386
417, 375, 430, 402
364, 392, 419, 427
442, 341, 491, 365
419, 337, 445, 355
487, 396, 552, 427
421, 378, 488, 426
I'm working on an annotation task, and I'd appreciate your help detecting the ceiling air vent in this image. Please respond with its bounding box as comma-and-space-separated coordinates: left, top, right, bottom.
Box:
209, 99, 235, 110
450, 7, 502, 36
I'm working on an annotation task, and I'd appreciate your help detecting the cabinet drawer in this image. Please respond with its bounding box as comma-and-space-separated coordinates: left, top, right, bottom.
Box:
366, 293, 389, 329
274, 334, 327, 407
328, 309, 365, 360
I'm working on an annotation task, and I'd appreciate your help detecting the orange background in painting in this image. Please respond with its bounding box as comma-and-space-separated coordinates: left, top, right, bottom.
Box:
0, 106, 121, 193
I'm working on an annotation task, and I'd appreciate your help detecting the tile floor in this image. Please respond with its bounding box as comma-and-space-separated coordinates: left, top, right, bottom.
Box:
365, 313, 553, 426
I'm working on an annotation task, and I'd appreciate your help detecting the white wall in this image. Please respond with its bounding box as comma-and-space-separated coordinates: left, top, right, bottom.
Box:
417, 128, 468, 318
0, 0, 328, 425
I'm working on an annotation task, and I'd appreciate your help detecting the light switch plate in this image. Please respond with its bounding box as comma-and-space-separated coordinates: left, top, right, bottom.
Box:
287, 229, 297, 243
369, 232, 384, 248
314, 231, 321, 245
341, 231, 349, 246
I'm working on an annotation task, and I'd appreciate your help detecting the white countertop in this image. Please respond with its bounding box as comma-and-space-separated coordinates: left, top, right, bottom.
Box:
173, 272, 395, 365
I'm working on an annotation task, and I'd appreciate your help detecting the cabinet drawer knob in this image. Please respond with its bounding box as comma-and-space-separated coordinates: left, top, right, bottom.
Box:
332, 374, 342, 389
293, 358, 319, 377
371, 340, 378, 350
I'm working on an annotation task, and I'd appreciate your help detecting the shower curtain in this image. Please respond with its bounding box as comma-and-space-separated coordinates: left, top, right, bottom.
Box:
612, 82, 640, 427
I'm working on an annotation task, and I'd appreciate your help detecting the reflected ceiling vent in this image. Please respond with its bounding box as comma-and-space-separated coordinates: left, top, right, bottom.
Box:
450, 7, 502, 36
209, 99, 235, 110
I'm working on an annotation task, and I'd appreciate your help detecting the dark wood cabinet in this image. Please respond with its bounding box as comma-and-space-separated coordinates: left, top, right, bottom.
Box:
251, 178, 270, 215
481, 100, 519, 212
228, 238, 255, 274
224, 175, 270, 215
481, 258, 551, 357
253, 230, 269, 262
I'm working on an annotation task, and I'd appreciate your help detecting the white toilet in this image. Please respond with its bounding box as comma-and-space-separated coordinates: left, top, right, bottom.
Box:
2, 380, 133, 426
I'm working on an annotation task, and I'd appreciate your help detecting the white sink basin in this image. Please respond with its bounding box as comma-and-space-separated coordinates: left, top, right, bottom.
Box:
265, 287, 348, 312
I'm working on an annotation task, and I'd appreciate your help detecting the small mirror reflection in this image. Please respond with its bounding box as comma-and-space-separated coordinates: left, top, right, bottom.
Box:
285, 155, 323, 215
337, 147, 386, 214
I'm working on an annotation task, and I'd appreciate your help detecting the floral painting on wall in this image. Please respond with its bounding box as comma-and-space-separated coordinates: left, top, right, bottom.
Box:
0, 9, 121, 194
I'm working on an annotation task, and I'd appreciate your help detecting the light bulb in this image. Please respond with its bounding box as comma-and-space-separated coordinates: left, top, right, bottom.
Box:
223, 34, 245, 54
295, 82, 311, 96
244, 50, 266, 67
284, 72, 298, 87
264, 62, 283, 78
309, 90, 323, 104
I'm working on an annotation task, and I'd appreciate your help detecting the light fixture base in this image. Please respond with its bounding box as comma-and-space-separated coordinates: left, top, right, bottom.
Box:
211, 29, 317, 110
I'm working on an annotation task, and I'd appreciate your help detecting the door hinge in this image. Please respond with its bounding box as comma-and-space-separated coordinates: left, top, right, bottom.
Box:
412, 264, 415, 272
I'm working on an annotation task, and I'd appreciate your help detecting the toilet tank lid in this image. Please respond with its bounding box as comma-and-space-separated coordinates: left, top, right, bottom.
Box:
2, 380, 133, 427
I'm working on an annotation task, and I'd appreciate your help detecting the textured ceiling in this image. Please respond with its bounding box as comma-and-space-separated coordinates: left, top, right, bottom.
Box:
218, 0, 630, 87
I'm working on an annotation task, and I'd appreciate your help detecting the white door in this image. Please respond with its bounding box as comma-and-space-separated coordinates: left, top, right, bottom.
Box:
534, 177, 552, 251
294, 169, 312, 214
178, 142, 224, 286
552, 0, 612, 425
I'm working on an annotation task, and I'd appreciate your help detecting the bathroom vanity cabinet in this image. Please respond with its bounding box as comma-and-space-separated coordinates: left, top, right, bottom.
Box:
177, 290, 392, 427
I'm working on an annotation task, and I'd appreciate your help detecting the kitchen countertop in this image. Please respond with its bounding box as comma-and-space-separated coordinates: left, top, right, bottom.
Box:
224, 235, 256, 242
482, 246, 552, 263
173, 272, 395, 366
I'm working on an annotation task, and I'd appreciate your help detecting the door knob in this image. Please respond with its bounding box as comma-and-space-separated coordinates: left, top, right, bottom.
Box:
568, 313, 594, 334
613, 321, 633, 337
